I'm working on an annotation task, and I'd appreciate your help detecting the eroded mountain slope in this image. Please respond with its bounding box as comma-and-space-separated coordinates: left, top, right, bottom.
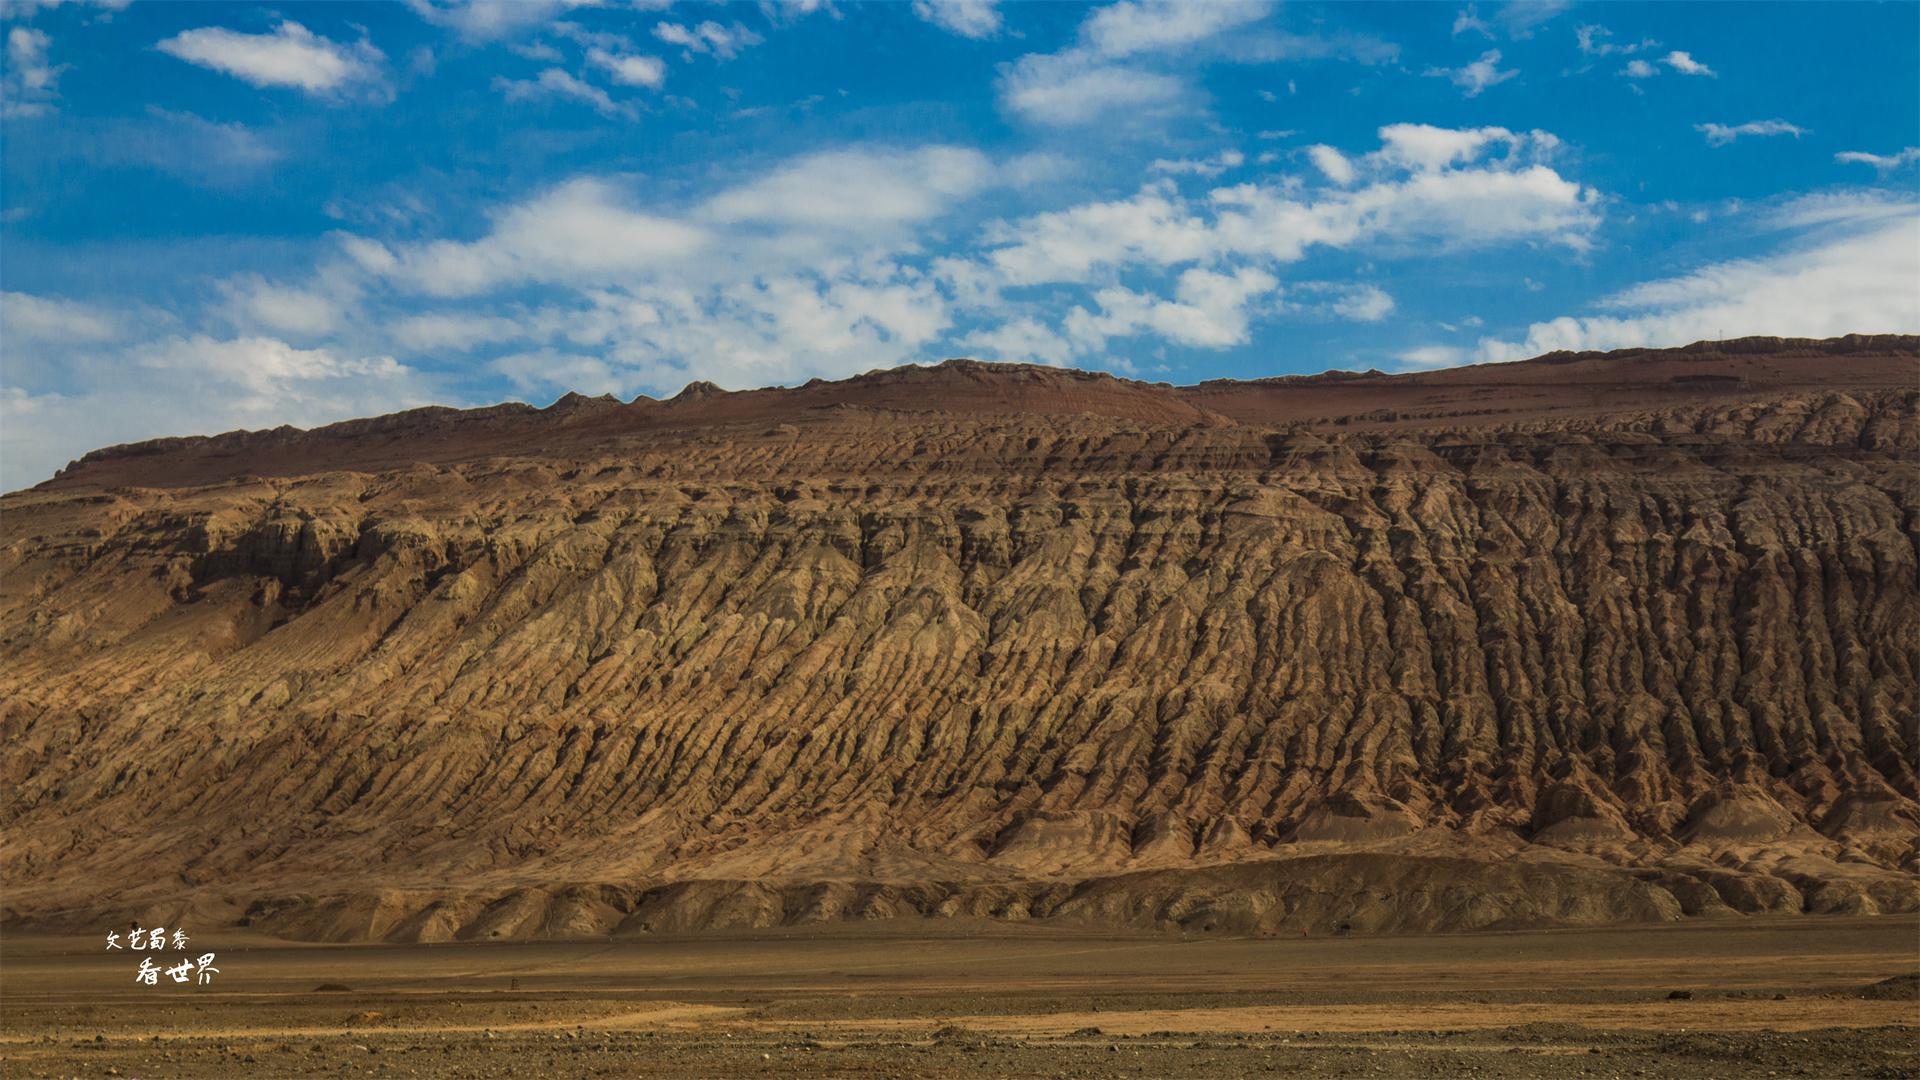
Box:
2, 338, 1917, 940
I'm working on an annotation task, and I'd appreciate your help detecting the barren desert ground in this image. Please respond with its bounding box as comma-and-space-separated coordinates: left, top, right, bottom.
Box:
3, 916, 1916, 1078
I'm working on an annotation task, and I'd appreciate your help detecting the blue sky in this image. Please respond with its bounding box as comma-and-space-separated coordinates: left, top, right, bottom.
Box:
2, 0, 1917, 489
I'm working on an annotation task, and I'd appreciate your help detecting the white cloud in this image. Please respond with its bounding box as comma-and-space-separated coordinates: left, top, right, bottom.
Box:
652, 20, 761, 60
530, 266, 955, 396
958, 316, 1074, 365
119, 108, 282, 184
1621, 58, 1657, 79
389, 312, 528, 352
348, 177, 708, 296
1452, 6, 1492, 39
1575, 24, 1654, 57
1148, 149, 1246, 178
1371, 123, 1554, 173
1764, 190, 1914, 230
998, 50, 1188, 126
405, 0, 601, 42
493, 349, 628, 397
586, 46, 665, 88
702, 146, 994, 231
1066, 265, 1279, 352
1696, 119, 1805, 146
912, 0, 1001, 39
1835, 147, 1920, 174
1492, 0, 1570, 39
217, 277, 347, 337
3, 26, 59, 117
492, 67, 632, 118
981, 182, 1218, 286
977, 125, 1597, 289
2, 335, 426, 491
1446, 1, 1568, 41
1080, 0, 1272, 58
1307, 145, 1356, 185
0, 0, 132, 16
1330, 283, 1394, 321
1, 291, 124, 344
1400, 204, 1920, 368
1662, 50, 1713, 76
1426, 48, 1516, 97
995, 0, 1275, 127
1396, 344, 1470, 369
157, 21, 385, 97
135, 335, 404, 398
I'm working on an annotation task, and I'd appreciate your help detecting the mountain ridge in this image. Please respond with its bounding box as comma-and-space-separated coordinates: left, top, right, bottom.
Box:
38, 334, 1918, 492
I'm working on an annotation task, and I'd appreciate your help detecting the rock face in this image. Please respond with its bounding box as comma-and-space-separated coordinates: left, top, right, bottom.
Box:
3, 336, 1917, 940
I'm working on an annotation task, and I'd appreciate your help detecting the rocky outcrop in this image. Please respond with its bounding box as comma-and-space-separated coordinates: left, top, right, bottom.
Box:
2, 338, 1916, 939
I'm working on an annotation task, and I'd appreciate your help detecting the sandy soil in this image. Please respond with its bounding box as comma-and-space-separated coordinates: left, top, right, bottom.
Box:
3, 916, 1916, 1077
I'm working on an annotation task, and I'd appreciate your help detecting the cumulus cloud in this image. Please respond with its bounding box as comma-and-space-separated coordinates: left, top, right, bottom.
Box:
1, 291, 124, 344
1663, 49, 1713, 76
1307, 145, 1356, 185
585, 46, 665, 88
973, 125, 1595, 291
157, 21, 385, 97
1329, 283, 1395, 322
346, 177, 708, 296
912, 0, 1001, 39
1080, 0, 1273, 57
216, 277, 350, 338
1426, 48, 1516, 97
1066, 266, 1280, 353
1397, 199, 1920, 368
943, 124, 1594, 365
1696, 119, 1805, 146
958, 316, 1074, 365
998, 50, 1189, 126
478, 267, 957, 399
702, 146, 995, 231
1621, 58, 1657, 79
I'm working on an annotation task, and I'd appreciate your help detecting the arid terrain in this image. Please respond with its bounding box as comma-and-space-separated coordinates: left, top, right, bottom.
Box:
2, 336, 1917, 945
2, 335, 1917, 1074
3, 918, 1916, 1078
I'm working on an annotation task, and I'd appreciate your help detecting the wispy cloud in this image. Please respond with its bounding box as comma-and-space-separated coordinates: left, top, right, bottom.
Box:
492, 67, 634, 118
2, 26, 61, 117
1835, 147, 1920, 174
653, 20, 762, 61
1426, 49, 1516, 97
1696, 119, 1805, 146
996, 0, 1277, 127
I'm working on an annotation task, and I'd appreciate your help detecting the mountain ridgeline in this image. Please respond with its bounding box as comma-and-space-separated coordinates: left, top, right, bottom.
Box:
2, 336, 1916, 941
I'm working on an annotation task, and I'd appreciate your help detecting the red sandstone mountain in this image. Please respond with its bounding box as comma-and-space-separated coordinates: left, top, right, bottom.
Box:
2, 336, 1915, 940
